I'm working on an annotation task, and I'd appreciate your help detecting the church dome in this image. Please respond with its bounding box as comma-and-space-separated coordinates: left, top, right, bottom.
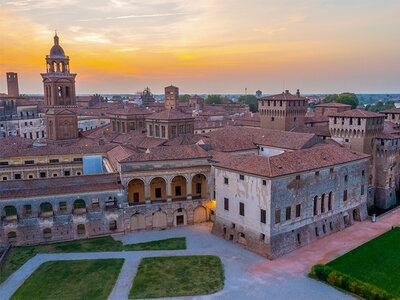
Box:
49, 33, 66, 58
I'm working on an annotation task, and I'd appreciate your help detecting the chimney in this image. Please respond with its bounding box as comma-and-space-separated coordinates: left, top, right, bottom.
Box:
296, 89, 300, 97
285, 90, 289, 94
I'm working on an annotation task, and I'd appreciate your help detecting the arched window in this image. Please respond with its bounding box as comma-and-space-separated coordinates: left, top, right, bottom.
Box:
77, 224, 85, 235
313, 196, 318, 216
73, 199, 86, 210
328, 192, 333, 211
321, 194, 325, 213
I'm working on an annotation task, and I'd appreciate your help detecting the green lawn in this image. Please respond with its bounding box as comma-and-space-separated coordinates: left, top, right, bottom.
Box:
327, 227, 400, 297
129, 255, 224, 299
0, 236, 186, 284
10, 259, 124, 300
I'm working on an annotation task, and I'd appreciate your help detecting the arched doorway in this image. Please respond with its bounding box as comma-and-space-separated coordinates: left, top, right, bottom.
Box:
192, 174, 207, 199
171, 176, 187, 201
4, 205, 17, 220
77, 224, 85, 235
173, 208, 187, 226
128, 179, 145, 205
193, 206, 207, 223
131, 213, 146, 231
40, 202, 53, 217
73, 199, 86, 213
152, 211, 167, 228
150, 177, 166, 202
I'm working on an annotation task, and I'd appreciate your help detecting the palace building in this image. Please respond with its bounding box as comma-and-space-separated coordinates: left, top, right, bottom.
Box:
0, 34, 386, 260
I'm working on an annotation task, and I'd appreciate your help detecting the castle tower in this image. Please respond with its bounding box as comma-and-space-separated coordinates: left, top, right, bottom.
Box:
164, 85, 179, 110
258, 89, 308, 131
41, 33, 78, 142
6, 72, 19, 97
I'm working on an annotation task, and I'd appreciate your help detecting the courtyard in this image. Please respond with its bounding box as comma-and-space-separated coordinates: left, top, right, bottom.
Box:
1, 206, 400, 300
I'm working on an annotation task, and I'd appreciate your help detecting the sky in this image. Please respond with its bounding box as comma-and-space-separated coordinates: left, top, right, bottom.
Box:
0, 0, 400, 95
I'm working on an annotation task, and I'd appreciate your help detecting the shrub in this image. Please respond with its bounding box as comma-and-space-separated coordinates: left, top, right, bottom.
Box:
310, 265, 398, 300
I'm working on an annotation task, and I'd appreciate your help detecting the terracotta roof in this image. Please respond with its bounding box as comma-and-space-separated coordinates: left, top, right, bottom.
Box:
315, 103, 352, 108
292, 125, 331, 137
213, 144, 369, 178
106, 145, 139, 170
330, 109, 385, 118
380, 108, 400, 114
0, 173, 122, 200
0, 136, 113, 159
121, 144, 210, 162
146, 109, 194, 120
201, 126, 321, 152
259, 91, 307, 101
108, 105, 153, 116
163, 134, 203, 146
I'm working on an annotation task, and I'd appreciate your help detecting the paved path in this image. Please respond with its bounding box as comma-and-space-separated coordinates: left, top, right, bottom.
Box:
1, 208, 400, 300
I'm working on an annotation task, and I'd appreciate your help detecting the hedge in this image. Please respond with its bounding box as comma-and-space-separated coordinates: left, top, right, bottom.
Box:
310, 264, 399, 300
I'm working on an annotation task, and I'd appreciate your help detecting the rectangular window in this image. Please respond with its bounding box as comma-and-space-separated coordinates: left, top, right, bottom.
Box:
149, 125, 153, 136
344, 175, 348, 183
296, 175, 300, 181
64, 171, 70, 176
155, 125, 160, 137
172, 126, 177, 135
296, 204, 301, 218
161, 126, 166, 138
361, 185, 364, 196
275, 209, 281, 224
73, 157, 82, 162
49, 159, 59, 163
175, 186, 181, 196
196, 183, 201, 194
0, 161, 8, 166
24, 160, 34, 165
262, 180, 266, 186
155, 188, 162, 198
260, 209, 266, 224
130, 122, 135, 130
362, 170, 365, 177
315, 171, 319, 176
224, 177, 229, 184
40, 172, 46, 178
92, 198, 99, 208
239, 174, 244, 180
224, 198, 229, 211
122, 122, 126, 133
239, 202, 245, 216
330, 168, 334, 173
186, 124, 191, 133
343, 189, 348, 201
24, 204, 32, 215
59, 202, 67, 211
285, 207, 291, 220
14, 173, 21, 180
179, 125, 184, 133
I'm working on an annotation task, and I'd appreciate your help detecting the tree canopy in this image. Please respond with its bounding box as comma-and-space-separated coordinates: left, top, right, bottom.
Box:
365, 100, 395, 112
179, 94, 190, 103
238, 95, 258, 112
204, 95, 229, 104
335, 93, 359, 109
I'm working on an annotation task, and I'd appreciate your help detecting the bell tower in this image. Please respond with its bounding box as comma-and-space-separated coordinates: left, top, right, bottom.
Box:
41, 33, 78, 142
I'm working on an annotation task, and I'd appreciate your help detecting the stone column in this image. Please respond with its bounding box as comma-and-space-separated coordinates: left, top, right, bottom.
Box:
187, 175, 192, 200
166, 178, 172, 202
145, 182, 151, 204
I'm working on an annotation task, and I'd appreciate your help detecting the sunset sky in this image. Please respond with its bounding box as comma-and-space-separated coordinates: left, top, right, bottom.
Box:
1, 0, 399, 95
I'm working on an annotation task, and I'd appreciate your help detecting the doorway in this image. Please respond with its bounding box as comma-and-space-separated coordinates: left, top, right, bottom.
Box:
176, 215, 184, 225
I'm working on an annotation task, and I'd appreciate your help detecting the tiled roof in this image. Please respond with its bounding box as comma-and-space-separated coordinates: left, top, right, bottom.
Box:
108, 105, 153, 116
0, 173, 122, 200
202, 126, 321, 152
146, 109, 194, 120
121, 145, 210, 162
259, 92, 307, 101
107, 145, 139, 170
212, 145, 369, 178
380, 108, 400, 114
0, 136, 113, 159
292, 125, 331, 137
163, 134, 203, 146
315, 103, 352, 108
330, 109, 385, 118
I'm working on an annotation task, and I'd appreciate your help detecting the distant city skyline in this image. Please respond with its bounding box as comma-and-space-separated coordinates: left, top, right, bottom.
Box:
1, 0, 400, 94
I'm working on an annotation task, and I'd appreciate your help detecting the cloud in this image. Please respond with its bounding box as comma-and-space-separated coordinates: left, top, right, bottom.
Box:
74, 34, 111, 44
79, 12, 186, 22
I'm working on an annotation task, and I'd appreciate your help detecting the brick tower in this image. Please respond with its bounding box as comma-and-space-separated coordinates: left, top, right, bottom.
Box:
41, 33, 78, 142
164, 85, 179, 110
258, 89, 308, 131
6, 72, 19, 97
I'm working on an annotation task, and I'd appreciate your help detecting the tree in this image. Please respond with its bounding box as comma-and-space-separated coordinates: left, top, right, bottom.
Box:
336, 93, 359, 109
205, 95, 228, 104
366, 100, 395, 112
238, 95, 258, 112
324, 94, 338, 103
179, 94, 190, 103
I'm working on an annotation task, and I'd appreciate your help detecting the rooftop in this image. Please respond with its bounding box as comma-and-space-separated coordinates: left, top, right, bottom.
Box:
259, 91, 307, 101
330, 109, 385, 118
213, 144, 369, 178
146, 109, 194, 121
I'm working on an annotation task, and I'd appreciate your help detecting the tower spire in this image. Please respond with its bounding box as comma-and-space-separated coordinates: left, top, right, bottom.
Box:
54, 31, 59, 45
